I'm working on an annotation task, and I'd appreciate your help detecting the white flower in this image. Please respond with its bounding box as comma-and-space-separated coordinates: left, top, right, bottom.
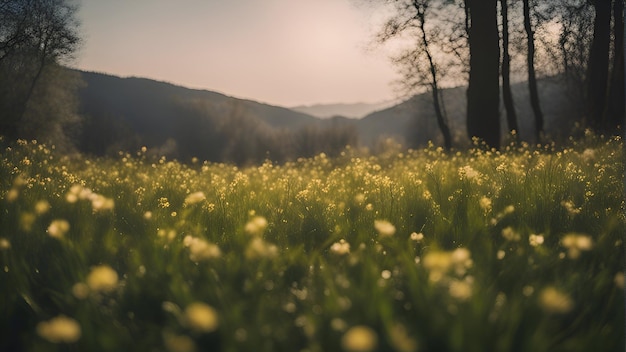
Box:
184, 191, 206, 205
244, 216, 268, 236
47, 219, 70, 239
374, 220, 396, 237
330, 239, 350, 255
410, 232, 424, 242
561, 233, 593, 259
185, 236, 221, 262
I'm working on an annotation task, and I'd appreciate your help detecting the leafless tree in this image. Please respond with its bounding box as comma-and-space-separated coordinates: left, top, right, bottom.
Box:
0, 0, 81, 142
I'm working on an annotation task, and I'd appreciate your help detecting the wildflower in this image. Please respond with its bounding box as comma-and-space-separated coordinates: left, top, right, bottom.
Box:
90, 194, 114, 212
529, 234, 544, 247
184, 236, 221, 262
6, 188, 19, 202
410, 232, 424, 242
330, 239, 350, 255
561, 233, 593, 259
0, 238, 10, 250
451, 248, 473, 275
341, 325, 378, 352
448, 279, 473, 301
581, 148, 595, 163
374, 220, 396, 237
497, 250, 506, 260
479, 196, 492, 213
158, 197, 170, 208
72, 283, 89, 299
159, 229, 177, 241
36, 315, 81, 343
47, 219, 70, 239
458, 165, 480, 180
19, 212, 36, 232
539, 287, 573, 314
331, 318, 347, 331
561, 200, 581, 216
144, 211, 153, 220
34, 200, 51, 215
614, 272, 624, 289
501, 227, 520, 242
86, 265, 118, 293
388, 324, 418, 352
244, 216, 268, 236
354, 193, 365, 205
163, 332, 197, 352
184, 302, 219, 333
422, 251, 452, 282
245, 237, 278, 260
184, 191, 206, 206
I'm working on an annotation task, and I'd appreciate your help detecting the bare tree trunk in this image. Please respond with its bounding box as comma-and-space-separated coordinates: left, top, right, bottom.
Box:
416, 6, 452, 150
523, 0, 544, 141
500, 0, 519, 137
586, 0, 612, 130
606, 0, 624, 131
466, 0, 500, 148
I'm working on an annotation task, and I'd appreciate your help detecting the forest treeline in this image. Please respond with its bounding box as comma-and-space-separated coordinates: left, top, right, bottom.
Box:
375, 0, 623, 149
0, 0, 624, 164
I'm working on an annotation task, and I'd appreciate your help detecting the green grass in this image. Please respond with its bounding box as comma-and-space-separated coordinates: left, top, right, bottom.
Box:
0, 134, 624, 352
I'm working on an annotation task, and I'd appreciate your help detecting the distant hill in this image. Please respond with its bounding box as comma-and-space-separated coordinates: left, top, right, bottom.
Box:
74, 70, 580, 163
291, 101, 397, 119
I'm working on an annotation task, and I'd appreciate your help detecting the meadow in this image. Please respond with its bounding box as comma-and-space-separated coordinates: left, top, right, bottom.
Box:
0, 133, 624, 352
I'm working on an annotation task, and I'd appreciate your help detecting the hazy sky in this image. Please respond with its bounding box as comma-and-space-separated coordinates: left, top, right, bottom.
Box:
75, 0, 398, 107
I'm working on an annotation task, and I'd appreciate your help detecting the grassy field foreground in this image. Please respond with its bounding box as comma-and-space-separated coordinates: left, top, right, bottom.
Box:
0, 135, 624, 351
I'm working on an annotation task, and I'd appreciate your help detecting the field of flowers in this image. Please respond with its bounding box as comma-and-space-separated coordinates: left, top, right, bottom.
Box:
0, 134, 624, 352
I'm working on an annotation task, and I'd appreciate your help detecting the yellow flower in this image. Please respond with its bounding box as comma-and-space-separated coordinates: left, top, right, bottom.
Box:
184, 302, 219, 333
86, 265, 118, 293
374, 220, 396, 237
34, 200, 51, 215
163, 332, 197, 352
0, 237, 11, 250
36, 315, 81, 343
539, 287, 573, 314
614, 272, 624, 289
479, 196, 492, 212
47, 219, 70, 239
561, 233, 593, 259
341, 325, 378, 352
529, 234, 544, 247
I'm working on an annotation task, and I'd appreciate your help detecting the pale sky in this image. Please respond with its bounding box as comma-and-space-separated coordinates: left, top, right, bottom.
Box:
75, 0, 398, 107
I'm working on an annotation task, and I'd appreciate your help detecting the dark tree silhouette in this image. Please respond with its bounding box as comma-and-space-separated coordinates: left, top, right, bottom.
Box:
586, 0, 611, 130
466, 0, 500, 148
375, 0, 456, 150
605, 0, 624, 131
523, 0, 544, 141
0, 0, 81, 142
500, 0, 519, 137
